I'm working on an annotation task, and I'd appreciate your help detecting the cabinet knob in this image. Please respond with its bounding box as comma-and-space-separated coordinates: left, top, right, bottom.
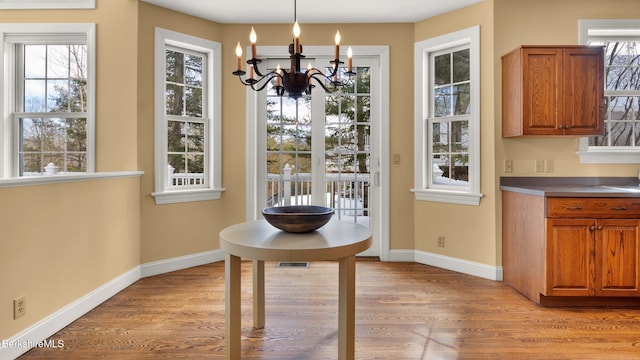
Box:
611, 206, 627, 211
590, 225, 596, 231
597, 225, 604, 231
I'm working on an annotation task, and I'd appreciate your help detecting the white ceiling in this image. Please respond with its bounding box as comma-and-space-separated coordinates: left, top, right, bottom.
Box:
140, 0, 483, 24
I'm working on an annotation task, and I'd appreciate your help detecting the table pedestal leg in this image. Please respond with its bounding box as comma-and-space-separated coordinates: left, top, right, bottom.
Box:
338, 255, 356, 360
253, 259, 265, 329
225, 253, 241, 360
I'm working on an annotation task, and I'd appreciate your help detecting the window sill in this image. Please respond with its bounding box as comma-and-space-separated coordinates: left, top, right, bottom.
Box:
152, 188, 226, 205
577, 149, 640, 164
411, 188, 483, 206
0, 171, 143, 189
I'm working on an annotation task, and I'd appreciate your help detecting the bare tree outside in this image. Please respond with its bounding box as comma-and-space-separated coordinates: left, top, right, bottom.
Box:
589, 41, 640, 147
165, 49, 206, 186
20, 44, 88, 175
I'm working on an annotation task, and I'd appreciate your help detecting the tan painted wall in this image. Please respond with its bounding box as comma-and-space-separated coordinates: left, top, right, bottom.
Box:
6, 0, 639, 344
494, 0, 640, 178
136, 3, 243, 263
493, 0, 640, 270
413, 1, 499, 265
0, 0, 141, 339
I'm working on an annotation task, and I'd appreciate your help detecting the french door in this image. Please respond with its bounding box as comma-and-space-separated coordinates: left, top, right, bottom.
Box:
249, 51, 384, 257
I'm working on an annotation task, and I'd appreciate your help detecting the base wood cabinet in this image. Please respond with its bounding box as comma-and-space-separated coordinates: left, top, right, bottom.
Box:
503, 191, 640, 305
502, 46, 604, 137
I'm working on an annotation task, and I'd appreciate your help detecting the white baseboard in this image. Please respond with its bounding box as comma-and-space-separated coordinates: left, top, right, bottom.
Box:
1, 249, 225, 360
2, 248, 500, 360
1, 266, 141, 360
140, 249, 225, 278
389, 249, 503, 281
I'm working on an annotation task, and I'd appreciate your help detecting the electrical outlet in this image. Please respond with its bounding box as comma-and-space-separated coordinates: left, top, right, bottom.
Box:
393, 154, 401, 164
437, 236, 445, 248
535, 160, 544, 173
504, 160, 513, 173
14, 295, 26, 319
545, 159, 554, 173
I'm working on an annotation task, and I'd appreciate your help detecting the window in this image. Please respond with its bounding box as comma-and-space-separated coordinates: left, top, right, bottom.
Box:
152, 28, 223, 204
412, 26, 482, 205
0, 23, 95, 179
578, 20, 640, 164
0, 0, 95, 9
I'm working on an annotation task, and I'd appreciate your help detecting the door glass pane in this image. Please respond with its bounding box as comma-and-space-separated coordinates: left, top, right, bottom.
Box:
265, 85, 314, 207
325, 66, 371, 225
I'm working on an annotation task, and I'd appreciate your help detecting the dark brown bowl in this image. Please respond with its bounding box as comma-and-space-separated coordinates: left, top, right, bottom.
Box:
262, 205, 335, 233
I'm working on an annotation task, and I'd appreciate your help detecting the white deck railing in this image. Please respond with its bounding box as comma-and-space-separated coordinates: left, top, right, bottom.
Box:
266, 164, 370, 212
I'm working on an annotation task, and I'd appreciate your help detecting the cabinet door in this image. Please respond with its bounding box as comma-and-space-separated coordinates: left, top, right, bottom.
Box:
595, 219, 640, 296
545, 219, 595, 296
562, 48, 604, 135
522, 48, 563, 135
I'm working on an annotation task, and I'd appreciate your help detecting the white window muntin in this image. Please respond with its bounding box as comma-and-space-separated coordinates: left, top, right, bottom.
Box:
0, 23, 95, 179
428, 44, 471, 191
164, 45, 208, 190
578, 19, 640, 164
412, 25, 482, 205
152, 27, 223, 204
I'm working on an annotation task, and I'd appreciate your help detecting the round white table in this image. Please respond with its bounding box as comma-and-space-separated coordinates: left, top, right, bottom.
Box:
219, 218, 372, 360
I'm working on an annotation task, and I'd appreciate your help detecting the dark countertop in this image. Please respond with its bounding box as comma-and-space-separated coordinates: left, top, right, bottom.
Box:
500, 177, 640, 198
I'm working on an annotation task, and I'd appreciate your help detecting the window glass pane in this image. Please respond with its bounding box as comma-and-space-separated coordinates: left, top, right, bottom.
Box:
356, 95, 371, 123
592, 40, 640, 147
16, 34, 90, 176
451, 120, 469, 152
21, 154, 41, 174
450, 154, 469, 183
434, 86, 451, 117
453, 83, 471, 115
356, 67, 370, 94
166, 50, 184, 83
24, 45, 46, 78
168, 154, 185, 174
41, 118, 65, 152
66, 117, 86, 151
187, 122, 205, 153
186, 154, 204, 174
70, 45, 87, 79
452, 49, 470, 83
167, 120, 185, 152
47, 79, 68, 111
24, 79, 46, 112
47, 45, 69, 78
434, 53, 450, 85
21, 118, 41, 151
166, 84, 184, 115
185, 87, 202, 117
432, 121, 448, 151
185, 54, 203, 86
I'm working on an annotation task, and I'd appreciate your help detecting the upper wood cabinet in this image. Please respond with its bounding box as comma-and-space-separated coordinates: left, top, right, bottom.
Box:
502, 46, 604, 137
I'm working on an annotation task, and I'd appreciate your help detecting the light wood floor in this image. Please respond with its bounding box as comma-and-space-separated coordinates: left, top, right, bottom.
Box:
20, 260, 640, 359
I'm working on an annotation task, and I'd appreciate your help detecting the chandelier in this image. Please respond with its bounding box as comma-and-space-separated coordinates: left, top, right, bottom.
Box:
232, 0, 354, 99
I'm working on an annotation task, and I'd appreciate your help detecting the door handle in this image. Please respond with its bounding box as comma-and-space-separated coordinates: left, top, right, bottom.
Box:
373, 171, 380, 186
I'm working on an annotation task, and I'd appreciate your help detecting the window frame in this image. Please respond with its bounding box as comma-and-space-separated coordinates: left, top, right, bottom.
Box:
0, 0, 95, 9
578, 19, 640, 164
152, 27, 224, 205
412, 25, 482, 206
0, 23, 95, 180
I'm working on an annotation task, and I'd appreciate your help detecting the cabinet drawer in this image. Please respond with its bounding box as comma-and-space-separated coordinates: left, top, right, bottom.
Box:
547, 198, 640, 218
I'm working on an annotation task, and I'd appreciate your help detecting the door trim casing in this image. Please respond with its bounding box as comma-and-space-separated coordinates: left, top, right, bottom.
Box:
244, 45, 390, 261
